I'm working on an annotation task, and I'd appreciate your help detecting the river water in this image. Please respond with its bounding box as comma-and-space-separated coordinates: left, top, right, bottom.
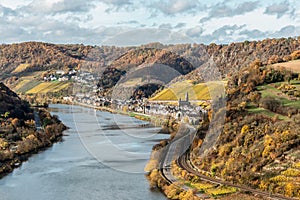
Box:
0, 104, 167, 200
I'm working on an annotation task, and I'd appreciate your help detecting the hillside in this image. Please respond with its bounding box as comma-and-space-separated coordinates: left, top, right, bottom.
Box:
146, 61, 300, 199
150, 80, 227, 101
98, 37, 300, 99
273, 58, 300, 73
0, 37, 299, 101
97, 48, 196, 98
0, 82, 33, 119
0, 82, 66, 177
190, 63, 300, 198
170, 38, 300, 84
0, 42, 131, 101
0, 42, 131, 78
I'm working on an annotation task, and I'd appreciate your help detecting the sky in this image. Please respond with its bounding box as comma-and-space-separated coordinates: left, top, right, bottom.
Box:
0, 0, 299, 46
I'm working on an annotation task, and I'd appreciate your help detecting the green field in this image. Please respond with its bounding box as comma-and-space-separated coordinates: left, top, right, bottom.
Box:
257, 80, 300, 109
247, 80, 300, 121
247, 106, 290, 121
150, 81, 226, 101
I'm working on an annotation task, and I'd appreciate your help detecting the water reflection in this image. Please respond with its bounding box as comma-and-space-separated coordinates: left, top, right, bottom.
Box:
0, 104, 166, 200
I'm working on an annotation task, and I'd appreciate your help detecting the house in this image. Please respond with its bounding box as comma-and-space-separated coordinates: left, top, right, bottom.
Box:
50, 76, 57, 81
69, 69, 77, 75
56, 70, 65, 75
58, 76, 69, 82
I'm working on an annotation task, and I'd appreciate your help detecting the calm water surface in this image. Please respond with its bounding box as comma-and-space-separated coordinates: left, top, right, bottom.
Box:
0, 104, 167, 200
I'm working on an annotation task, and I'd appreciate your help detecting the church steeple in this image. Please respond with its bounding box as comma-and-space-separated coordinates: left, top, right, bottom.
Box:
185, 92, 189, 102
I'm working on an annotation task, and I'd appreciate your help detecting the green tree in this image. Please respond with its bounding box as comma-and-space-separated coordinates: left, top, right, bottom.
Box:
1, 111, 10, 119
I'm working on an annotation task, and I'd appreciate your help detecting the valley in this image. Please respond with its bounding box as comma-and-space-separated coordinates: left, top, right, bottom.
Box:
0, 38, 299, 200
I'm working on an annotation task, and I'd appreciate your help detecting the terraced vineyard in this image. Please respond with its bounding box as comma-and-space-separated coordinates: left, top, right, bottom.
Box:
25, 81, 72, 94
12, 64, 31, 73
150, 80, 226, 101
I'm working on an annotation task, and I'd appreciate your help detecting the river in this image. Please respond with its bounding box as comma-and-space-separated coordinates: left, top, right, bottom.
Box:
0, 104, 167, 200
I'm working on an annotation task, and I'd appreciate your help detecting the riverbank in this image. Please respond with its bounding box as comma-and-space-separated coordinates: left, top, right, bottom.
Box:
0, 104, 168, 200
144, 122, 203, 200
0, 108, 67, 178
72, 101, 174, 129
71, 102, 192, 198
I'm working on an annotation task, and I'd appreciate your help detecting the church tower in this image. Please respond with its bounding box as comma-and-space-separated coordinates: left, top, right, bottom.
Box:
185, 92, 189, 102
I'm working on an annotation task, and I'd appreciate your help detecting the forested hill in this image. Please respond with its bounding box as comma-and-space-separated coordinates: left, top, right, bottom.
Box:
1, 37, 300, 93
0, 42, 131, 79
97, 48, 196, 97
0, 82, 67, 176
0, 82, 33, 120
169, 37, 300, 84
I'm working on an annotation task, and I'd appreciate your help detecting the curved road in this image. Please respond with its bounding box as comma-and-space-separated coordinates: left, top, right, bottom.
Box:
160, 124, 297, 200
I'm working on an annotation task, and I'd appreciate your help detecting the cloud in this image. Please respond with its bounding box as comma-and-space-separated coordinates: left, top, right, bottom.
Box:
264, 1, 292, 18
271, 25, 300, 38
149, 0, 201, 15
0, 5, 16, 17
240, 29, 266, 39
195, 25, 246, 44
174, 23, 186, 29
158, 23, 172, 29
0, 0, 299, 45
100, 0, 132, 6
19, 0, 96, 15
101, 0, 134, 12
200, 1, 259, 23
102, 28, 194, 46
52, 0, 96, 14
185, 26, 203, 38
117, 20, 139, 25
0, 12, 101, 44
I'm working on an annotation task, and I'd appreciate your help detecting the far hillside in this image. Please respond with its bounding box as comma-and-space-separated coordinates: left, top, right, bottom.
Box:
97, 48, 196, 98
150, 80, 226, 102
190, 62, 300, 198
0, 37, 299, 101
273, 59, 300, 73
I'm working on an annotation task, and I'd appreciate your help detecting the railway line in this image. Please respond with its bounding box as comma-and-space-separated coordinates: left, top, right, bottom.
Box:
159, 124, 297, 200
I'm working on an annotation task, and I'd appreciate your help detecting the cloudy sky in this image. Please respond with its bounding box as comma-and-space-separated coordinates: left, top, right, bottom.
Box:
0, 0, 299, 46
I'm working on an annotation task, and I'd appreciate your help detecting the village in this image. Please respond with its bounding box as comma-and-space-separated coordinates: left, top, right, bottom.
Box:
71, 90, 208, 125
41, 69, 209, 125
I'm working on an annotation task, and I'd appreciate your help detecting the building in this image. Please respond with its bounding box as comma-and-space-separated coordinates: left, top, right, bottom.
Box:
178, 92, 191, 107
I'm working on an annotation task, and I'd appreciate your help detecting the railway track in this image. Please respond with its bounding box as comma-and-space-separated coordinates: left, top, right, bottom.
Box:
159, 123, 297, 200
176, 153, 297, 200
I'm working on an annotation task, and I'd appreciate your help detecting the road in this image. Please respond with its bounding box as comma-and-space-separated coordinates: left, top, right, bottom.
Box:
159, 124, 211, 198
160, 124, 297, 200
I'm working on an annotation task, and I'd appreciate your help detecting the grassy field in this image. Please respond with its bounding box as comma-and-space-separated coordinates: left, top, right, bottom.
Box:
272, 59, 300, 73
247, 79, 300, 121
150, 81, 226, 101
257, 81, 300, 109
247, 106, 290, 121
